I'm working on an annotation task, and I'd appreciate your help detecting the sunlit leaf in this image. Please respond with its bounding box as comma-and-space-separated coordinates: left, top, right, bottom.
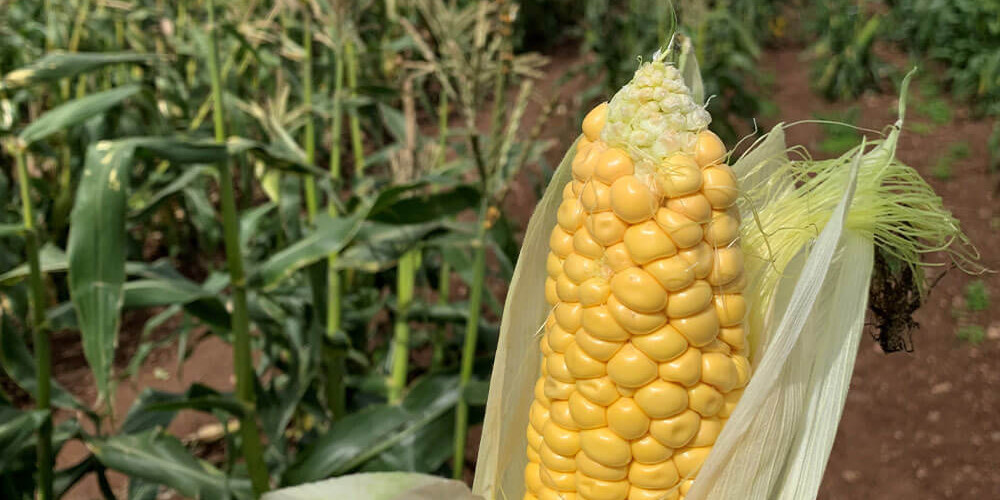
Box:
18, 85, 141, 146
0, 52, 155, 90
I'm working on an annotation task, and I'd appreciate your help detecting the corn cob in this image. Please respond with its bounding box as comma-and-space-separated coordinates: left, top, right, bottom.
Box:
524, 60, 749, 500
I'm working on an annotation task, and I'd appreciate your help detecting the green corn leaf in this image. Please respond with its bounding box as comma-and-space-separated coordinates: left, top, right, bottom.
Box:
87, 430, 252, 500
359, 413, 455, 473
0, 224, 25, 238
251, 212, 366, 290
0, 52, 155, 90
0, 244, 71, 286
366, 185, 481, 225
18, 85, 142, 146
284, 376, 461, 485
0, 312, 86, 412
0, 407, 48, 472
54, 456, 99, 499
335, 221, 445, 273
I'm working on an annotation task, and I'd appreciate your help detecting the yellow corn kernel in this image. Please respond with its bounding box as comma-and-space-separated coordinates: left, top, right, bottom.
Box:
666, 192, 712, 223
555, 302, 583, 332
606, 296, 666, 334
572, 142, 603, 182
649, 409, 700, 448
578, 278, 611, 307
564, 253, 601, 284
534, 378, 549, 406
579, 428, 632, 468
694, 130, 726, 167
576, 377, 620, 406
547, 352, 574, 384
576, 452, 628, 481
543, 420, 581, 456
540, 467, 576, 492
702, 164, 739, 208
605, 397, 650, 440
624, 220, 677, 264
628, 459, 680, 490
594, 148, 634, 184
548, 324, 576, 353
530, 400, 550, 432
558, 198, 586, 233
629, 486, 679, 500
565, 342, 607, 380
547, 252, 563, 278
733, 354, 751, 389
527, 446, 541, 464
607, 344, 658, 388
631, 434, 674, 464
582, 103, 608, 142
657, 154, 703, 197
568, 391, 607, 430
719, 389, 743, 418
556, 273, 580, 302
573, 228, 605, 259
718, 325, 746, 352
678, 242, 713, 279
528, 423, 544, 449
667, 280, 713, 318
714, 294, 747, 327
672, 306, 721, 347
704, 209, 740, 247
544, 377, 574, 401
707, 247, 744, 286
540, 443, 577, 472
659, 348, 702, 387
575, 473, 629, 500
563, 181, 577, 201
586, 212, 628, 246
687, 383, 724, 417
539, 488, 576, 500
634, 379, 688, 419
526, 462, 545, 493
655, 208, 703, 249
701, 352, 739, 393
550, 400, 578, 430
602, 243, 635, 272
545, 277, 559, 306
581, 305, 630, 341
644, 255, 695, 292
690, 417, 723, 447
679, 479, 695, 496
550, 227, 575, 258
575, 329, 624, 361
581, 181, 612, 213
609, 267, 667, 314
631, 324, 688, 362
610, 175, 656, 223
673, 447, 711, 477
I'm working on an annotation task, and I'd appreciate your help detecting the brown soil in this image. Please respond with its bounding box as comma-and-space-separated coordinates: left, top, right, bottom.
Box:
50, 45, 1000, 499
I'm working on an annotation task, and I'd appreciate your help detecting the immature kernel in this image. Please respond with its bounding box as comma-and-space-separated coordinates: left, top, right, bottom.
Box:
590, 215, 631, 249
631, 434, 674, 464
581, 305, 630, 341
606, 397, 650, 440
667, 281, 714, 318
702, 164, 739, 208
610, 268, 668, 314
550, 227, 575, 257
659, 348, 703, 387
649, 410, 701, 448
565, 342, 607, 379
628, 459, 680, 489
704, 209, 741, 246
573, 228, 605, 259
576, 377, 620, 406
576, 329, 625, 361
594, 148, 634, 183
629, 329, 685, 368
603, 243, 635, 272
543, 420, 581, 456
582, 103, 608, 141
575, 473, 629, 500
644, 255, 695, 292
666, 193, 712, 223
580, 428, 632, 468
702, 352, 739, 392
581, 181, 612, 213
657, 154, 703, 197
540, 443, 577, 472
672, 306, 721, 346
633, 379, 687, 420
687, 383, 725, 417
607, 344, 658, 388
578, 278, 611, 307
673, 446, 712, 477
695, 130, 727, 167
577, 452, 628, 481
624, 220, 677, 264
568, 391, 607, 430
655, 208, 703, 248
558, 198, 585, 232
607, 296, 666, 334
610, 175, 657, 223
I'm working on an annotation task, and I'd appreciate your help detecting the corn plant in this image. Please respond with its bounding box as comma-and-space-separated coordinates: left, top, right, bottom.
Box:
807, 0, 887, 100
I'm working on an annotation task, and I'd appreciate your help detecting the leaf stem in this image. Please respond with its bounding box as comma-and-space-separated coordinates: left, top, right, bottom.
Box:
345, 40, 366, 182
389, 249, 418, 404
206, 1, 269, 495
15, 148, 53, 500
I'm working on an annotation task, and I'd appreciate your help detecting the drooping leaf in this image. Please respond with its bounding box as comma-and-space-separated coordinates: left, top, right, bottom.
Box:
121, 384, 244, 434
284, 376, 461, 485
88, 431, 252, 499
18, 85, 142, 146
0, 52, 155, 90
